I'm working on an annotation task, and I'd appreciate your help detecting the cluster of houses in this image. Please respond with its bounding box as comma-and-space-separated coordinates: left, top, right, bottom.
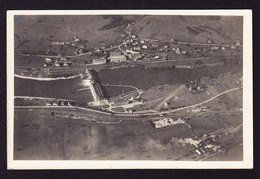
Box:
211, 40, 242, 51
190, 134, 224, 156
187, 81, 207, 94
121, 35, 171, 61
152, 117, 189, 129
172, 47, 187, 54
91, 34, 174, 64
46, 100, 76, 106
43, 57, 73, 67
191, 106, 209, 113
48, 34, 242, 67
50, 36, 89, 55
91, 49, 127, 65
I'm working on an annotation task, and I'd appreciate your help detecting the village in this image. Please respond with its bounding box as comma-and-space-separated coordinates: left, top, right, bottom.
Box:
14, 16, 243, 80
40, 32, 242, 69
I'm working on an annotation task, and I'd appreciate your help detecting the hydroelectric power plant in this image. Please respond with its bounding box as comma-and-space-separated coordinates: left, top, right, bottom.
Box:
83, 69, 108, 106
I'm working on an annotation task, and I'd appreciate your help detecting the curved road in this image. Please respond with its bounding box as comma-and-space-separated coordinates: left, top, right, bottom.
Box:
161, 87, 241, 114
102, 83, 139, 91
112, 87, 241, 116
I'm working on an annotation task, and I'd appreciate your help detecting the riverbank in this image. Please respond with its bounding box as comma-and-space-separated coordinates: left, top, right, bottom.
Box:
14, 73, 82, 81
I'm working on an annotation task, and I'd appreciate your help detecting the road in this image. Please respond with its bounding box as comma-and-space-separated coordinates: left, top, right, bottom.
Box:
14, 14, 237, 65
15, 15, 225, 64
145, 97, 165, 105
118, 45, 128, 56
76, 87, 90, 91
161, 87, 241, 115
14, 105, 111, 115
15, 42, 122, 59
102, 83, 139, 91
142, 57, 211, 64
137, 38, 240, 48
15, 53, 61, 58
228, 124, 243, 133
175, 41, 242, 48
14, 87, 241, 119
15, 96, 76, 102
114, 86, 240, 116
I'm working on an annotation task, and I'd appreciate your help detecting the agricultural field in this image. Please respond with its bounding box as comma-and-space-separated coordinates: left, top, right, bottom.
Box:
14, 15, 143, 55
131, 16, 242, 44
110, 70, 242, 112
15, 55, 46, 68
204, 127, 243, 161
141, 84, 180, 101
205, 143, 243, 161
14, 108, 198, 160
187, 112, 242, 137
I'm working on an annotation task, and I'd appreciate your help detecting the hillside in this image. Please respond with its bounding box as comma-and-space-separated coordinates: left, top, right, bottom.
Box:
14, 15, 243, 55
131, 15, 243, 44
14, 15, 137, 54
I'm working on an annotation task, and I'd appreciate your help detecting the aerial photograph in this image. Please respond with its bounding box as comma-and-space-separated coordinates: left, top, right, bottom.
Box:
13, 14, 243, 161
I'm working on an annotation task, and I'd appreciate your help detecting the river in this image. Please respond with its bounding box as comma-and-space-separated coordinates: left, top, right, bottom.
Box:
14, 64, 242, 103
14, 76, 94, 103
97, 64, 242, 90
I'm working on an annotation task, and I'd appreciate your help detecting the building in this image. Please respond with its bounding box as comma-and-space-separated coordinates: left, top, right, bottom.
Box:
110, 50, 127, 63
44, 59, 53, 67
133, 47, 141, 51
74, 36, 80, 42
92, 58, 106, 65
236, 40, 241, 46
132, 53, 143, 61
110, 55, 127, 63
45, 58, 52, 62
211, 46, 219, 50
54, 63, 60, 67
161, 53, 168, 59
126, 49, 140, 54
142, 45, 148, 49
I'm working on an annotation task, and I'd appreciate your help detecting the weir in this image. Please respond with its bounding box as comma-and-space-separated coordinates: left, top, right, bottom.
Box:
85, 69, 105, 102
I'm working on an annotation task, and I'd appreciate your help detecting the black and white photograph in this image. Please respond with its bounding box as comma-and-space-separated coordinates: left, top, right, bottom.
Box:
7, 10, 253, 169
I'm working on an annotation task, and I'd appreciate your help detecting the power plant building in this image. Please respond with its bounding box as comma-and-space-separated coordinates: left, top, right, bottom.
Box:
109, 51, 127, 63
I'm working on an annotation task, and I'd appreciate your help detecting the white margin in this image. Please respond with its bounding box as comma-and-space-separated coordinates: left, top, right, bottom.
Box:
7, 10, 253, 169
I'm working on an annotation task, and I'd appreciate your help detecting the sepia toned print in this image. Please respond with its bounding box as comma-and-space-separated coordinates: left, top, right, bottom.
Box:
7, 10, 252, 169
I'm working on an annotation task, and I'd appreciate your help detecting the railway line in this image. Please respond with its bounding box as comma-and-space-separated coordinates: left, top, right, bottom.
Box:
14, 86, 242, 121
